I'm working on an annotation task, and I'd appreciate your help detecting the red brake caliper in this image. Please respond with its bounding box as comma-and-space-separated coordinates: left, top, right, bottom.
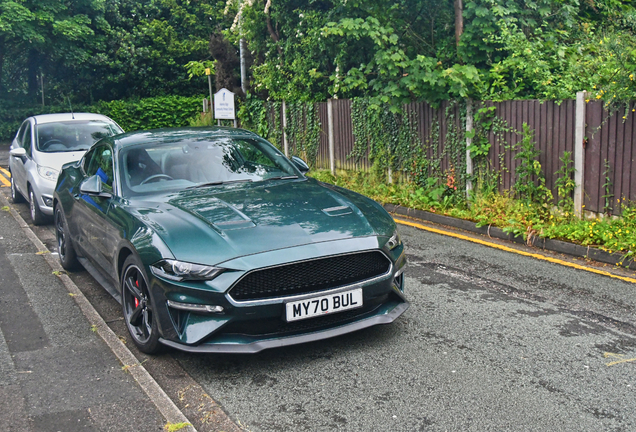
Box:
134, 279, 140, 308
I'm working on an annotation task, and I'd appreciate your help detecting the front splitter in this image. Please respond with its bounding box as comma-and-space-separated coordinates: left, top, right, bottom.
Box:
159, 301, 409, 354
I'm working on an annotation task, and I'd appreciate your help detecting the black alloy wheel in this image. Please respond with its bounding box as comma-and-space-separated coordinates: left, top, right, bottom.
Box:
121, 255, 162, 354
10, 175, 25, 203
54, 205, 78, 270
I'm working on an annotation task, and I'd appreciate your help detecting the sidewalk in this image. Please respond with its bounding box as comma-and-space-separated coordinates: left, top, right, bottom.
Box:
0, 198, 170, 431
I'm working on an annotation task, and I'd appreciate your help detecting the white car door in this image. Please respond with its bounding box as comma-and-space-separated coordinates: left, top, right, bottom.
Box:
9, 121, 31, 197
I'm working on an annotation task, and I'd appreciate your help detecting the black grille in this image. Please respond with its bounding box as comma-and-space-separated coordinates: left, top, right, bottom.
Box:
229, 251, 391, 301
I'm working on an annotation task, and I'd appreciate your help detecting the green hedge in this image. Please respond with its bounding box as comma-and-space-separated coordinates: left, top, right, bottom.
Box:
0, 95, 204, 141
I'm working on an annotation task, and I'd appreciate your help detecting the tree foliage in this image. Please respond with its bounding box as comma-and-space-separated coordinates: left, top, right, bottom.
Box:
0, 0, 634, 110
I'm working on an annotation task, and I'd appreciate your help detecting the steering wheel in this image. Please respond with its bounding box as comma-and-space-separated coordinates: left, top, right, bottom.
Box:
40, 139, 64, 150
140, 174, 174, 185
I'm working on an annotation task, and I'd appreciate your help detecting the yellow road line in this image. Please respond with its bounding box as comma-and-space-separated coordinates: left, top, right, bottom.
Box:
0, 167, 10, 187
604, 353, 636, 366
394, 217, 636, 285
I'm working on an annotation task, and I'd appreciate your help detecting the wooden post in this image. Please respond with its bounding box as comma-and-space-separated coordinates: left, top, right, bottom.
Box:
282, 101, 288, 157
574, 91, 586, 218
465, 99, 474, 196
328, 99, 335, 175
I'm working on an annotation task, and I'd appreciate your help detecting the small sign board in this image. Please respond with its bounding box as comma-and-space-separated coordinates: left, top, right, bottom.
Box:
205, 68, 212, 76
214, 88, 235, 120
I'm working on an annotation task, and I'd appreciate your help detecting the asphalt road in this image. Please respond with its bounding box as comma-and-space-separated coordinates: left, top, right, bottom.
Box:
2, 145, 636, 430
171, 222, 636, 431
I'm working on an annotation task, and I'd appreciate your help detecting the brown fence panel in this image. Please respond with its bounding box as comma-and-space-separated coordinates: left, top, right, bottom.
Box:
585, 101, 604, 213
331, 99, 363, 170
485, 100, 575, 200
256, 97, 636, 217
585, 101, 636, 214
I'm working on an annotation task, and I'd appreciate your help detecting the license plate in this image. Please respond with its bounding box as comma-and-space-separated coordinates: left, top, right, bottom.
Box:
285, 288, 363, 322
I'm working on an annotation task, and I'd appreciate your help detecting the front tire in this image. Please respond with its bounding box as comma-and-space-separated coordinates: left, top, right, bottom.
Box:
29, 187, 46, 225
10, 175, 25, 203
54, 204, 79, 271
121, 255, 162, 354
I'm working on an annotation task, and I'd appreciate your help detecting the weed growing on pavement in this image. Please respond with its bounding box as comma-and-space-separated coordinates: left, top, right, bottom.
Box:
164, 422, 192, 432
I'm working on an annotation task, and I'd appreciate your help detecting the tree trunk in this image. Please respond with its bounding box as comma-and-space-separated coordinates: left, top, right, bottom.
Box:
27, 49, 39, 102
264, 0, 283, 56
0, 37, 5, 96
454, 0, 463, 48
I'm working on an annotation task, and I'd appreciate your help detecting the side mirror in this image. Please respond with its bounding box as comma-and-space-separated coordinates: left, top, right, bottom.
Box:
291, 156, 310, 174
80, 175, 112, 198
9, 147, 27, 158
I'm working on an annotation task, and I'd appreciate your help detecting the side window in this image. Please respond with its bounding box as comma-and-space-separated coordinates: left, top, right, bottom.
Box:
22, 123, 32, 156
86, 145, 114, 190
15, 122, 27, 144
82, 148, 95, 175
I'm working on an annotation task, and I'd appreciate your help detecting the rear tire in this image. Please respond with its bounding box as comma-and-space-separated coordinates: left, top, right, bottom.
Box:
54, 204, 79, 271
10, 175, 25, 203
121, 255, 163, 354
29, 187, 47, 226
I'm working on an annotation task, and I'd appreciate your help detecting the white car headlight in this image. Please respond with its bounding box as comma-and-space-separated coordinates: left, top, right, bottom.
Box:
150, 259, 224, 281
37, 165, 59, 182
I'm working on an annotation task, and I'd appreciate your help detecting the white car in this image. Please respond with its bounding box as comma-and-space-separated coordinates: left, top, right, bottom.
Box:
9, 113, 123, 224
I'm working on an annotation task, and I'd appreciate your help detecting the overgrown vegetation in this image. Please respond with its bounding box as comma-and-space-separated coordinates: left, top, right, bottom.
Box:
309, 169, 636, 263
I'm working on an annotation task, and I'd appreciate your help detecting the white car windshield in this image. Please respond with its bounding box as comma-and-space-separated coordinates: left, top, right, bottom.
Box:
36, 121, 123, 153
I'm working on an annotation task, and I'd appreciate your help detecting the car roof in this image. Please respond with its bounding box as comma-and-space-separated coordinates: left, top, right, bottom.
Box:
111, 127, 261, 149
32, 113, 116, 124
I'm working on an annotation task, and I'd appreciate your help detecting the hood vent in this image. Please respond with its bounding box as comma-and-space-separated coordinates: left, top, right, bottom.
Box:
322, 205, 352, 217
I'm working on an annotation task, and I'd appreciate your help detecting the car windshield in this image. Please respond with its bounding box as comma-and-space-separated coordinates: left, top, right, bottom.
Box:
119, 137, 301, 197
36, 120, 123, 153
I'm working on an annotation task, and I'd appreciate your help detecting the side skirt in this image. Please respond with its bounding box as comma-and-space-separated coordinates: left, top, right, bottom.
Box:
77, 256, 122, 304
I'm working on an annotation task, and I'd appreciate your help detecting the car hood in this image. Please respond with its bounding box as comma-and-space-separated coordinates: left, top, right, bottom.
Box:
130, 179, 382, 266
34, 150, 87, 172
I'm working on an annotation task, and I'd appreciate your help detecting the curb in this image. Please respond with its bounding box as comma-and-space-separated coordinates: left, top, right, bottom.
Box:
0, 194, 198, 432
384, 203, 636, 270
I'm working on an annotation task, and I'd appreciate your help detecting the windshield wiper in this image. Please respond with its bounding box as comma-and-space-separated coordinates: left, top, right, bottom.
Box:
59, 148, 89, 152
265, 175, 299, 181
185, 179, 253, 190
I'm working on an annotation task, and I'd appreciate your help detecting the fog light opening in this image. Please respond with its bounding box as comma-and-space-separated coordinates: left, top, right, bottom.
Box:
167, 300, 224, 314
393, 273, 405, 292
43, 196, 53, 207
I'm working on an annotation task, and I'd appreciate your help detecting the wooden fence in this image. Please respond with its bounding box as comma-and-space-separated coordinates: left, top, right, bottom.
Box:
261, 96, 636, 217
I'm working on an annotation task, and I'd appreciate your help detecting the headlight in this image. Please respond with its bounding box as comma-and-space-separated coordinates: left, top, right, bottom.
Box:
150, 259, 224, 281
37, 165, 59, 182
387, 229, 402, 250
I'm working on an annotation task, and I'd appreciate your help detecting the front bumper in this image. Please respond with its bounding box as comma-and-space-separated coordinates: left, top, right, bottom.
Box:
29, 174, 56, 215
158, 300, 409, 353
149, 237, 408, 353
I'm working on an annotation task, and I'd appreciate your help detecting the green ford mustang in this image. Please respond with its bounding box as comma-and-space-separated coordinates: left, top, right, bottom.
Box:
53, 127, 408, 354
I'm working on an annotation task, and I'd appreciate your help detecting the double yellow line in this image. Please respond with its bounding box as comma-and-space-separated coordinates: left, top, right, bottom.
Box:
394, 217, 636, 285
0, 166, 10, 187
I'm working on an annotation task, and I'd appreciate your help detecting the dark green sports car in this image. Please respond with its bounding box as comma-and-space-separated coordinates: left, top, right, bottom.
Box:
53, 127, 408, 354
